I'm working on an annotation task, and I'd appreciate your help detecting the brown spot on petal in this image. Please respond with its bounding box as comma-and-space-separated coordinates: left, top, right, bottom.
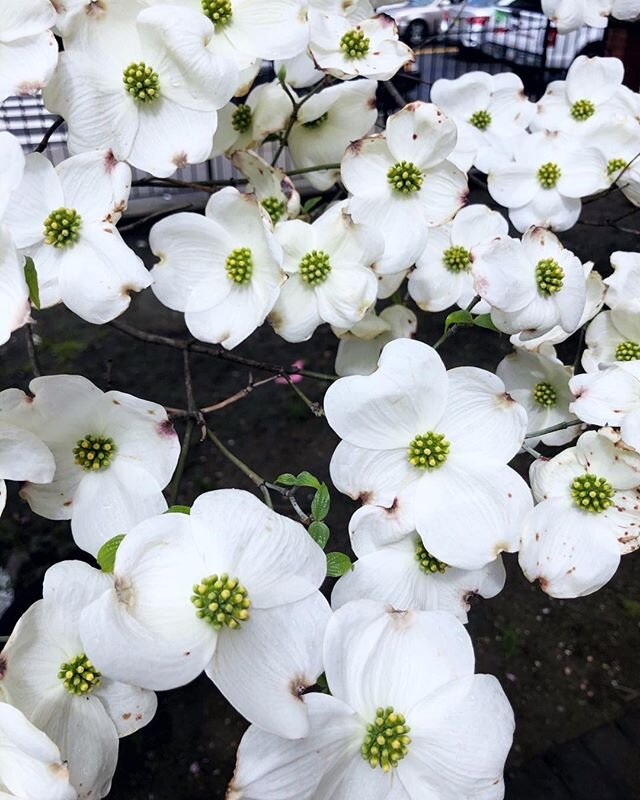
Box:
86, 0, 106, 16
501, 392, 516, 403
172, 152, 189, 169
289, 677, 308, 699
494, 541, 508, 556
63, 500, 72, 507
358, 490, 373, 504
135, 713, 142, 721
122, 712, 132, 721
112, 399, 121, 405
0, 654, 7, 679
49, 763, 71, 779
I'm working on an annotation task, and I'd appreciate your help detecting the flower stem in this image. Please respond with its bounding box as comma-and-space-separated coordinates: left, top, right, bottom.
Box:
525, 418, 583, 440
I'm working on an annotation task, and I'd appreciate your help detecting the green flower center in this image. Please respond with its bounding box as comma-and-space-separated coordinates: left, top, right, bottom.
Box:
570, 99, 595, 121
361, 706, 411, 772
443, 244, 471, 273
535, 258, 564, 296
537, 161, 561, 188
231, 104, 252, 133
73, 434, 116, 471
469, 109, 492, 130
262, 196, 286, 224
123, 62, 160, 103
408, 431, 450, 470
43, 207, 82, 248
415, 539, 448, 574
225, 247, 253, 285
192, 573, 250, 630
299, 249, 331, 286
571, 473, 615, 513
615, 340, 640, 361
303, 112, 329, 129
608, 157, 627, 176
532, 381, 557, 407
340, 28, 370, 59
387, 161, 423, 194
58, 654, 101, 696
201, 0, 232, 25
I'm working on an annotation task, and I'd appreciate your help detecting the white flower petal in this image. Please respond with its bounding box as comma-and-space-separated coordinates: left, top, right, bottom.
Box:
207, 593, 330, 739
519, 498, 621, 597
94, 679, 157, 737
401, 675, 513, 800
191, 489, 326, 608
324, 600, 474, 720
385, 103, 457, 171
324, 338, 448, 449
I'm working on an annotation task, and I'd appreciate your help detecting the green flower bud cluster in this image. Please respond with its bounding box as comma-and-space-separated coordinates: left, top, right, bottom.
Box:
73, 434, 116, 471
408, 431, 450, 470
361, 706, 411, 771
192, 573, 251, 629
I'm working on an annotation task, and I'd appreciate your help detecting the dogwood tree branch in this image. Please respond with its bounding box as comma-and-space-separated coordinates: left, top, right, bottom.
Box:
108, 319, 336, 381
34, 116, 65, 153
525, 418, 583, 440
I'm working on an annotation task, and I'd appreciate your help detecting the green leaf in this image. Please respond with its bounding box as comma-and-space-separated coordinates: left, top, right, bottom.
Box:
166, 505, 191, 514
24, 256, 40, 310
294, 471, 322, 490
326, 551, 353, 578
96, 534, 125, 573
308, 520, 330, 549
473, 314, 500, 332
311, 483, 330, 521
444, 309, 473, 332
275, 472, 298, 486
302, 196, 322, 214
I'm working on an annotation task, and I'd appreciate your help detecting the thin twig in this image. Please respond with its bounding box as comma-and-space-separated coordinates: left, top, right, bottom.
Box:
382, 80, 407, 109
118, 205, 194, 234
167, 374, 279, 418
271, 76, 329, 167
206, 427, 272, 507
283, 374, 324, 417
264, 482, 312, 525
34, 116, 64, 153
169, 351, 199, 505
525, 418, 583, 440
24, 325, 41, 377
108, 319, 336, 381
521, 441, 542, 459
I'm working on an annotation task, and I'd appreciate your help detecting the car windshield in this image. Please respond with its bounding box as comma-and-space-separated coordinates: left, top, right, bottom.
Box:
462, 0, 498, 6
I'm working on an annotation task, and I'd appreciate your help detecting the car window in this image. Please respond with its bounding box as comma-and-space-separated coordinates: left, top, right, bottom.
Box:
464, 0, 499, 6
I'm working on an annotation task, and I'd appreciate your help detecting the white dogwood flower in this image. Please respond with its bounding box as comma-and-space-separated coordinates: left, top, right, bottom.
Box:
342, 102, 467, 274
0, 388, 55, 519
0, 561, 157, 799
148, 0, 309, 94
334, 304, 417, 377
0, 132, 25, 221
497, 346, 579, 447
570, 362, 640, 452
533, 57, 638, 135
541, 0, 639, 31
78, 490, 330, 739
605, 251, 640, 312
231, 151, 300, 225
227, 600, 514, 800
519, 430, 640, 597
488, 130, 607, 232
7, 375, 179, 556
509, 261, 605, 351
324, 338, 532, 570
473, 227, 587, 339
211, 81, 293, 158
408, 204, 507, 313
309, 10, 413, 81
592, 118, 640, 208
0, 0, 58, 103
4, 151, 151, 324
332, 527, 506, 623
270, 202, 379, 341
150, 188, 284, 349
43, 6, 238, 177
0, 703, 76, 800
287, 79, 378, 191
583, 309, 640, 371
431, 71, 535, 172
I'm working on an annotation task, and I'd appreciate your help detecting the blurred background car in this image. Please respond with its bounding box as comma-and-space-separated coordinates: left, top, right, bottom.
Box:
443, 0, 503, 48
377, 0, 463, 47
479, 0, 605, 68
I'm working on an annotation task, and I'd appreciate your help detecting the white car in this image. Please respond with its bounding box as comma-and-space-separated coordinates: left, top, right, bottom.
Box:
478, 0, 605, 68
377, 0, 463, 47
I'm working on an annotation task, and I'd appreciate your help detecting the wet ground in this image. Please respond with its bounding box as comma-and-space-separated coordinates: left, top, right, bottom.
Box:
1, 182, 639, 798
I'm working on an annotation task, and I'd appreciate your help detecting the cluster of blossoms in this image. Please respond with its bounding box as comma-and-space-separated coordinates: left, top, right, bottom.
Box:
542, 0, 640, 32
1, 0, 640, 796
